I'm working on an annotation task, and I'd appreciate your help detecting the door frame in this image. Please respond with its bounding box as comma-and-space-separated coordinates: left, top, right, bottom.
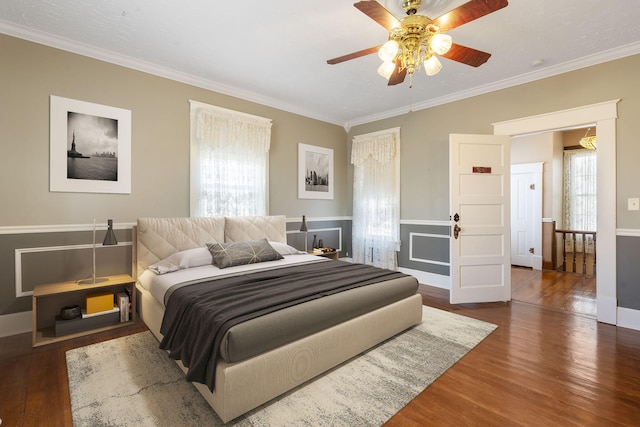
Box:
493, 100, 619, 325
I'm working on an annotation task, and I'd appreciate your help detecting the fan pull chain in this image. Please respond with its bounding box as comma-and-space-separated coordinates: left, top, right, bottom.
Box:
408, 74, 414, 113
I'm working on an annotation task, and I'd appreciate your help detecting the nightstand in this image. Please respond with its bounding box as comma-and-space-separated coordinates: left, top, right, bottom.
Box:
32, 274, 136, 347
308, 249, 340, 260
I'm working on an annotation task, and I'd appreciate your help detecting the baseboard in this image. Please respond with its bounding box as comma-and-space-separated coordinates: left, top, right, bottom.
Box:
617, 307, 640, 331
533, 255, 543, 270
399, 267, 450, 289
597, 295, 618, 325
0, 311, 32, 338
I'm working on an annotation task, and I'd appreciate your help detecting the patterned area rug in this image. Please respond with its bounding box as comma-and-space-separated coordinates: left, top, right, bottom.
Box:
66, 305, 496, 426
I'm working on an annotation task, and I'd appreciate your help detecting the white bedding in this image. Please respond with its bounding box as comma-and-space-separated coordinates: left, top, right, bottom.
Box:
139, 253, 326, 307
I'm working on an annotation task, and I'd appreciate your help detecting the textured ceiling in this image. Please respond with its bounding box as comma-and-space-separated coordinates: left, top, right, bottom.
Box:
1, 0, 639, 128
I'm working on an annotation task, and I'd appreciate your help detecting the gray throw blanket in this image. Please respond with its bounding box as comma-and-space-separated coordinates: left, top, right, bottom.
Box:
159, 260, 408, 391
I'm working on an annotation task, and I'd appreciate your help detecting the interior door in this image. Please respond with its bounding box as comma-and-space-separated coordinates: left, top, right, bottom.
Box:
510, 166, 535, 267
450, 134, 511, 304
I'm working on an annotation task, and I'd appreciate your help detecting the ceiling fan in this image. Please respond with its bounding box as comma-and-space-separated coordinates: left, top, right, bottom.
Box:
327, 0, 509, 86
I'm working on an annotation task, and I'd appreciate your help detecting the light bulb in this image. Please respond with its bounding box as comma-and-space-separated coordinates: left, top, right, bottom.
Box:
430, 33, 452, 55
424, 56, 442, 76
378, 40, 399, 62
377, 61, 396, 79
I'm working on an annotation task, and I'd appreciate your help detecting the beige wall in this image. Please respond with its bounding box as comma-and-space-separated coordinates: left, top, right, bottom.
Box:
511, 132, 557, 219
2, 32, 640, 311
348, 54, 640, 231
0, 34, 348, 227
347, 53, 640, 310
4, 33, 639, 229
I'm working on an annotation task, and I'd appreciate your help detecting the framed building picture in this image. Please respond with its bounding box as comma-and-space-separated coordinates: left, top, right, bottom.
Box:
298, 143, 334, 200
50, 95, 131, 194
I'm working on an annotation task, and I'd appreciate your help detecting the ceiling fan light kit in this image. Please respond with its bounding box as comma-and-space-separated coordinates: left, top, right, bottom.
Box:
328, 0, 509, 87
378, 16, 453, 79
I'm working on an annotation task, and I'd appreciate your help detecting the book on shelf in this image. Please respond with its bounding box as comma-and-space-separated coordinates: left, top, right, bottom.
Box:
123, 287, 133, 319
116, 292, 130, 322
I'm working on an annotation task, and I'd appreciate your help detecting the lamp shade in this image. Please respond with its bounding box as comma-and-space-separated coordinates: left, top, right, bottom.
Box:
102, 219, 118, 246
579, 128, 597, 149
378, 40, 399, 62
424, 55, 442, 76
377, 61, 396, 79
430, 33, 452, 55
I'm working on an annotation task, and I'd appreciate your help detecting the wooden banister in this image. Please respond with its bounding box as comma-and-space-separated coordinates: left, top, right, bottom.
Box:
555, 228, 596, 274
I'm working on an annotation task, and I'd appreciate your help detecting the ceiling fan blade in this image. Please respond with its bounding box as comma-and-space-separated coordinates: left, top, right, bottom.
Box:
432, 0, 508, 33
387, 59, 407, 85
327, 45, 382, 65
354, 1, 401, 31
440, 43, 491, 67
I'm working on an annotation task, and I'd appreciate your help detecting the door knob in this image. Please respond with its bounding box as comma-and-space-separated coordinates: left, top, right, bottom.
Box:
453, 224, 461, 239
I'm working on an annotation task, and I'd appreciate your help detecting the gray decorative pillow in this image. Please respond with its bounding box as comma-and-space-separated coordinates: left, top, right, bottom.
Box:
206, 238, 284, 269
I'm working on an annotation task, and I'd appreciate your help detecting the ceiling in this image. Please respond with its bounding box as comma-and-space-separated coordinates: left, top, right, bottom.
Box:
1, 1, 640, 129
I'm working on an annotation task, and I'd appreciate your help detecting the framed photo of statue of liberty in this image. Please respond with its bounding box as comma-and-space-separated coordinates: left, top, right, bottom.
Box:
298, 143, 334, 200
50, 95, 131, 194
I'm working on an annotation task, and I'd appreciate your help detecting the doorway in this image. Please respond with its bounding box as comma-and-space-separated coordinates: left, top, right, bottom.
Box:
509, 131, 596, 316
493, 99, 619, 325
511, 266, 597, 317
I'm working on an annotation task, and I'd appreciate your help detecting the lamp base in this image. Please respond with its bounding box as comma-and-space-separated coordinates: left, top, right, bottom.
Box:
78, 276, 110, 285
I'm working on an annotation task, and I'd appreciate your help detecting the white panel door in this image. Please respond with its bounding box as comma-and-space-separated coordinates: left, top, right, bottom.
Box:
510, 169, 534, 267
450, 134, 511, 304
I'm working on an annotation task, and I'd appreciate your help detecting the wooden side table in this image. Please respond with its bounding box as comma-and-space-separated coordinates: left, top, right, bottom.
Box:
32, 274, 136, 347
308, 249, 340, 260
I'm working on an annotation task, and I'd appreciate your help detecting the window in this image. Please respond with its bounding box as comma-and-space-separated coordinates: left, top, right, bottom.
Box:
563, 149, 597, 231
351, 127, 401, 270
563, 148, 596, 252
190, 101, 272, 217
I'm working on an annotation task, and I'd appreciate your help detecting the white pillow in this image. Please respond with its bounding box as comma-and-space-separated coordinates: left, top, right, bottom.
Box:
268, 241, 305, 256
147, 247, 213, 274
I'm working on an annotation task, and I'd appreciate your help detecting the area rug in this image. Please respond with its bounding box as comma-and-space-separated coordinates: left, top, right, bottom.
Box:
66, 305, 496, 426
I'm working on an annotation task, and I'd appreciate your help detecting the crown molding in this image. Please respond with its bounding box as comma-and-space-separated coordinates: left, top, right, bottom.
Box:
3, 19, 640, 131
0, 20, 344, 127
345, 40, 640, 129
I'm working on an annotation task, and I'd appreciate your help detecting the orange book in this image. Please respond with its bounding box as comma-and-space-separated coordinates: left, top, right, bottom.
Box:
85, 291, 114, 314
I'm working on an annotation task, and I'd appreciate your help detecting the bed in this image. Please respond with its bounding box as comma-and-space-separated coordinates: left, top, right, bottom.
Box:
133, 215, 423, 423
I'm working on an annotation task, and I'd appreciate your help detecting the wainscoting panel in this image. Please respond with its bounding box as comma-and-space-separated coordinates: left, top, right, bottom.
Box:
15, 243, 132, 298
0, 226, 132, 317
286, 218, 351, 256
398, 223, 450, 277
616, 235, 640, 312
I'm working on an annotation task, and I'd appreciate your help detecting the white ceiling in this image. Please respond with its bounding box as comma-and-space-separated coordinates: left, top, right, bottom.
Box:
1, 0, 640, 129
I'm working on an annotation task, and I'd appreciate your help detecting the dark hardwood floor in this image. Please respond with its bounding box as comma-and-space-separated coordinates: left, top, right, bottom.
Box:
511, 266, 597, 317
1, 283, 638, 426
0, 321, 148, 427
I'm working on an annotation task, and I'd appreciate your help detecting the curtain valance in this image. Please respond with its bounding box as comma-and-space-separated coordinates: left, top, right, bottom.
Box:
190, 101, 272, 152
351, 128, 400, 167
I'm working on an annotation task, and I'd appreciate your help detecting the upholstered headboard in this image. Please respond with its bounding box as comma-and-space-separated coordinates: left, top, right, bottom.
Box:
134, 215, 287, 279
223, 215, 287, 243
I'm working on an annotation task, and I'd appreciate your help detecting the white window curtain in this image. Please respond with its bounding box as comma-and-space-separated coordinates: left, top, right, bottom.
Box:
351, 127, 401, 270
190, 101, 272, 217
563, 149, 597, 252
